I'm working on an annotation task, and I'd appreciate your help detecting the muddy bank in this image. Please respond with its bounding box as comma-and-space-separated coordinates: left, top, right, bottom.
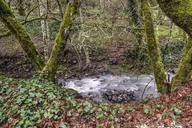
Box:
0, 45, 138, 79
0, 55, 34, 78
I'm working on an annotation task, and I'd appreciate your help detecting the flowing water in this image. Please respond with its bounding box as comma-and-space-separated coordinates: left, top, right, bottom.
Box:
58, 73, 172, 103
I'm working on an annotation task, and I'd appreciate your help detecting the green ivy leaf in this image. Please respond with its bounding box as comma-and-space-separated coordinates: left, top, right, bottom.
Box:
60, 122, 68, 128
144, 106, 150, 115
171, 107, 182, 116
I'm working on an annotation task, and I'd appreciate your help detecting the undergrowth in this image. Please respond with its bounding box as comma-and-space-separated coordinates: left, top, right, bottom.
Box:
0, 75, 78, 127
0, 76, 127, 127
0, 75, 191, 127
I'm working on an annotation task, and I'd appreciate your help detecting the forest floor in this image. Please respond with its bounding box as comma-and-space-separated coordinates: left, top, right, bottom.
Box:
65, 81, 192, 127
0, 75, 192, 127
1, 39, 192, 127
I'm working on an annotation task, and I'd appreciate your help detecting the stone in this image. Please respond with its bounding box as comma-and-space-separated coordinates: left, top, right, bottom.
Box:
64, 74, 159, 103
102, 89, 135, 103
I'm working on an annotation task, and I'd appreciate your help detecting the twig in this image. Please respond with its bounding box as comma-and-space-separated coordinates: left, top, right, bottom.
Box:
141, 77, 154, 99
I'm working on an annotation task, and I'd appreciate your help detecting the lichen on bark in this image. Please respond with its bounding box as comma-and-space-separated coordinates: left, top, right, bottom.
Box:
142, 0, 167, 93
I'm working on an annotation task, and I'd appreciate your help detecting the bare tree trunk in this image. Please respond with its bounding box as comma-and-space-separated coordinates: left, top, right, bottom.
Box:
168, 22, 173, 42
142, 0, 168, 93
38, 0, 51, 61
74, 46, 83, 71
79, 6, 91, 68
84, 47, 91, 68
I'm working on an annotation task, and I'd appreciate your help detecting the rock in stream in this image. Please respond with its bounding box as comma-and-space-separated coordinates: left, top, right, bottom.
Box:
58, 74, 160, 103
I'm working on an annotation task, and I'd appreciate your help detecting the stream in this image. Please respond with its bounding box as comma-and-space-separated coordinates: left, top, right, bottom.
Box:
58, 73, 174, 103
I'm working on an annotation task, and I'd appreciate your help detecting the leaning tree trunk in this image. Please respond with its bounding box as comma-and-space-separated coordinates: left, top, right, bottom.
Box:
156, 0, 192, 91
142, 0, 168, 93
42, 0, 80, 81
0, 0, 80, 82
182, 37, 192, 60
171, 36, 192, 91
0, 0, 45, 72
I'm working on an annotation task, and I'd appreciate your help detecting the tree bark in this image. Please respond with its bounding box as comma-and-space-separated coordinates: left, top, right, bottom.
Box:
42, 0, 80, 81
0, 0, 80, 82
79, 6, 91, 68
157, 0, 192, 37
142, 0, 167, 93
38, 0, 51, 61
0, 0, 45, 72
156, 0, 192, 91
171, 37, 192, 91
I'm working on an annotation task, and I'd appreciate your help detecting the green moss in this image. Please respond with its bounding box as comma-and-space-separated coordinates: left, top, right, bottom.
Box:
157, 0, 192, 37
42, 0, 80, 81
182, 37, 192, 59
171, 47, 192, 91
0, 0, 45, 72
156, 0, 192, 91
142, 0, 167, 93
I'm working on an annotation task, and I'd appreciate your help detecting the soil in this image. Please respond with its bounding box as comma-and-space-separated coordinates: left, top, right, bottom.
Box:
0, 42, 134, 79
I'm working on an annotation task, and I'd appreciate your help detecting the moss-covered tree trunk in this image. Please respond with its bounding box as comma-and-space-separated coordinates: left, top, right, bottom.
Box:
142, 0, 167, 93
42, 0, 80, 81
156, 0, 192, 91
0, 0, 80, 82
157, 0, 192, 37
182, 37, 192, 59
171, 37, 192, 91
0, 0, 45, 72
